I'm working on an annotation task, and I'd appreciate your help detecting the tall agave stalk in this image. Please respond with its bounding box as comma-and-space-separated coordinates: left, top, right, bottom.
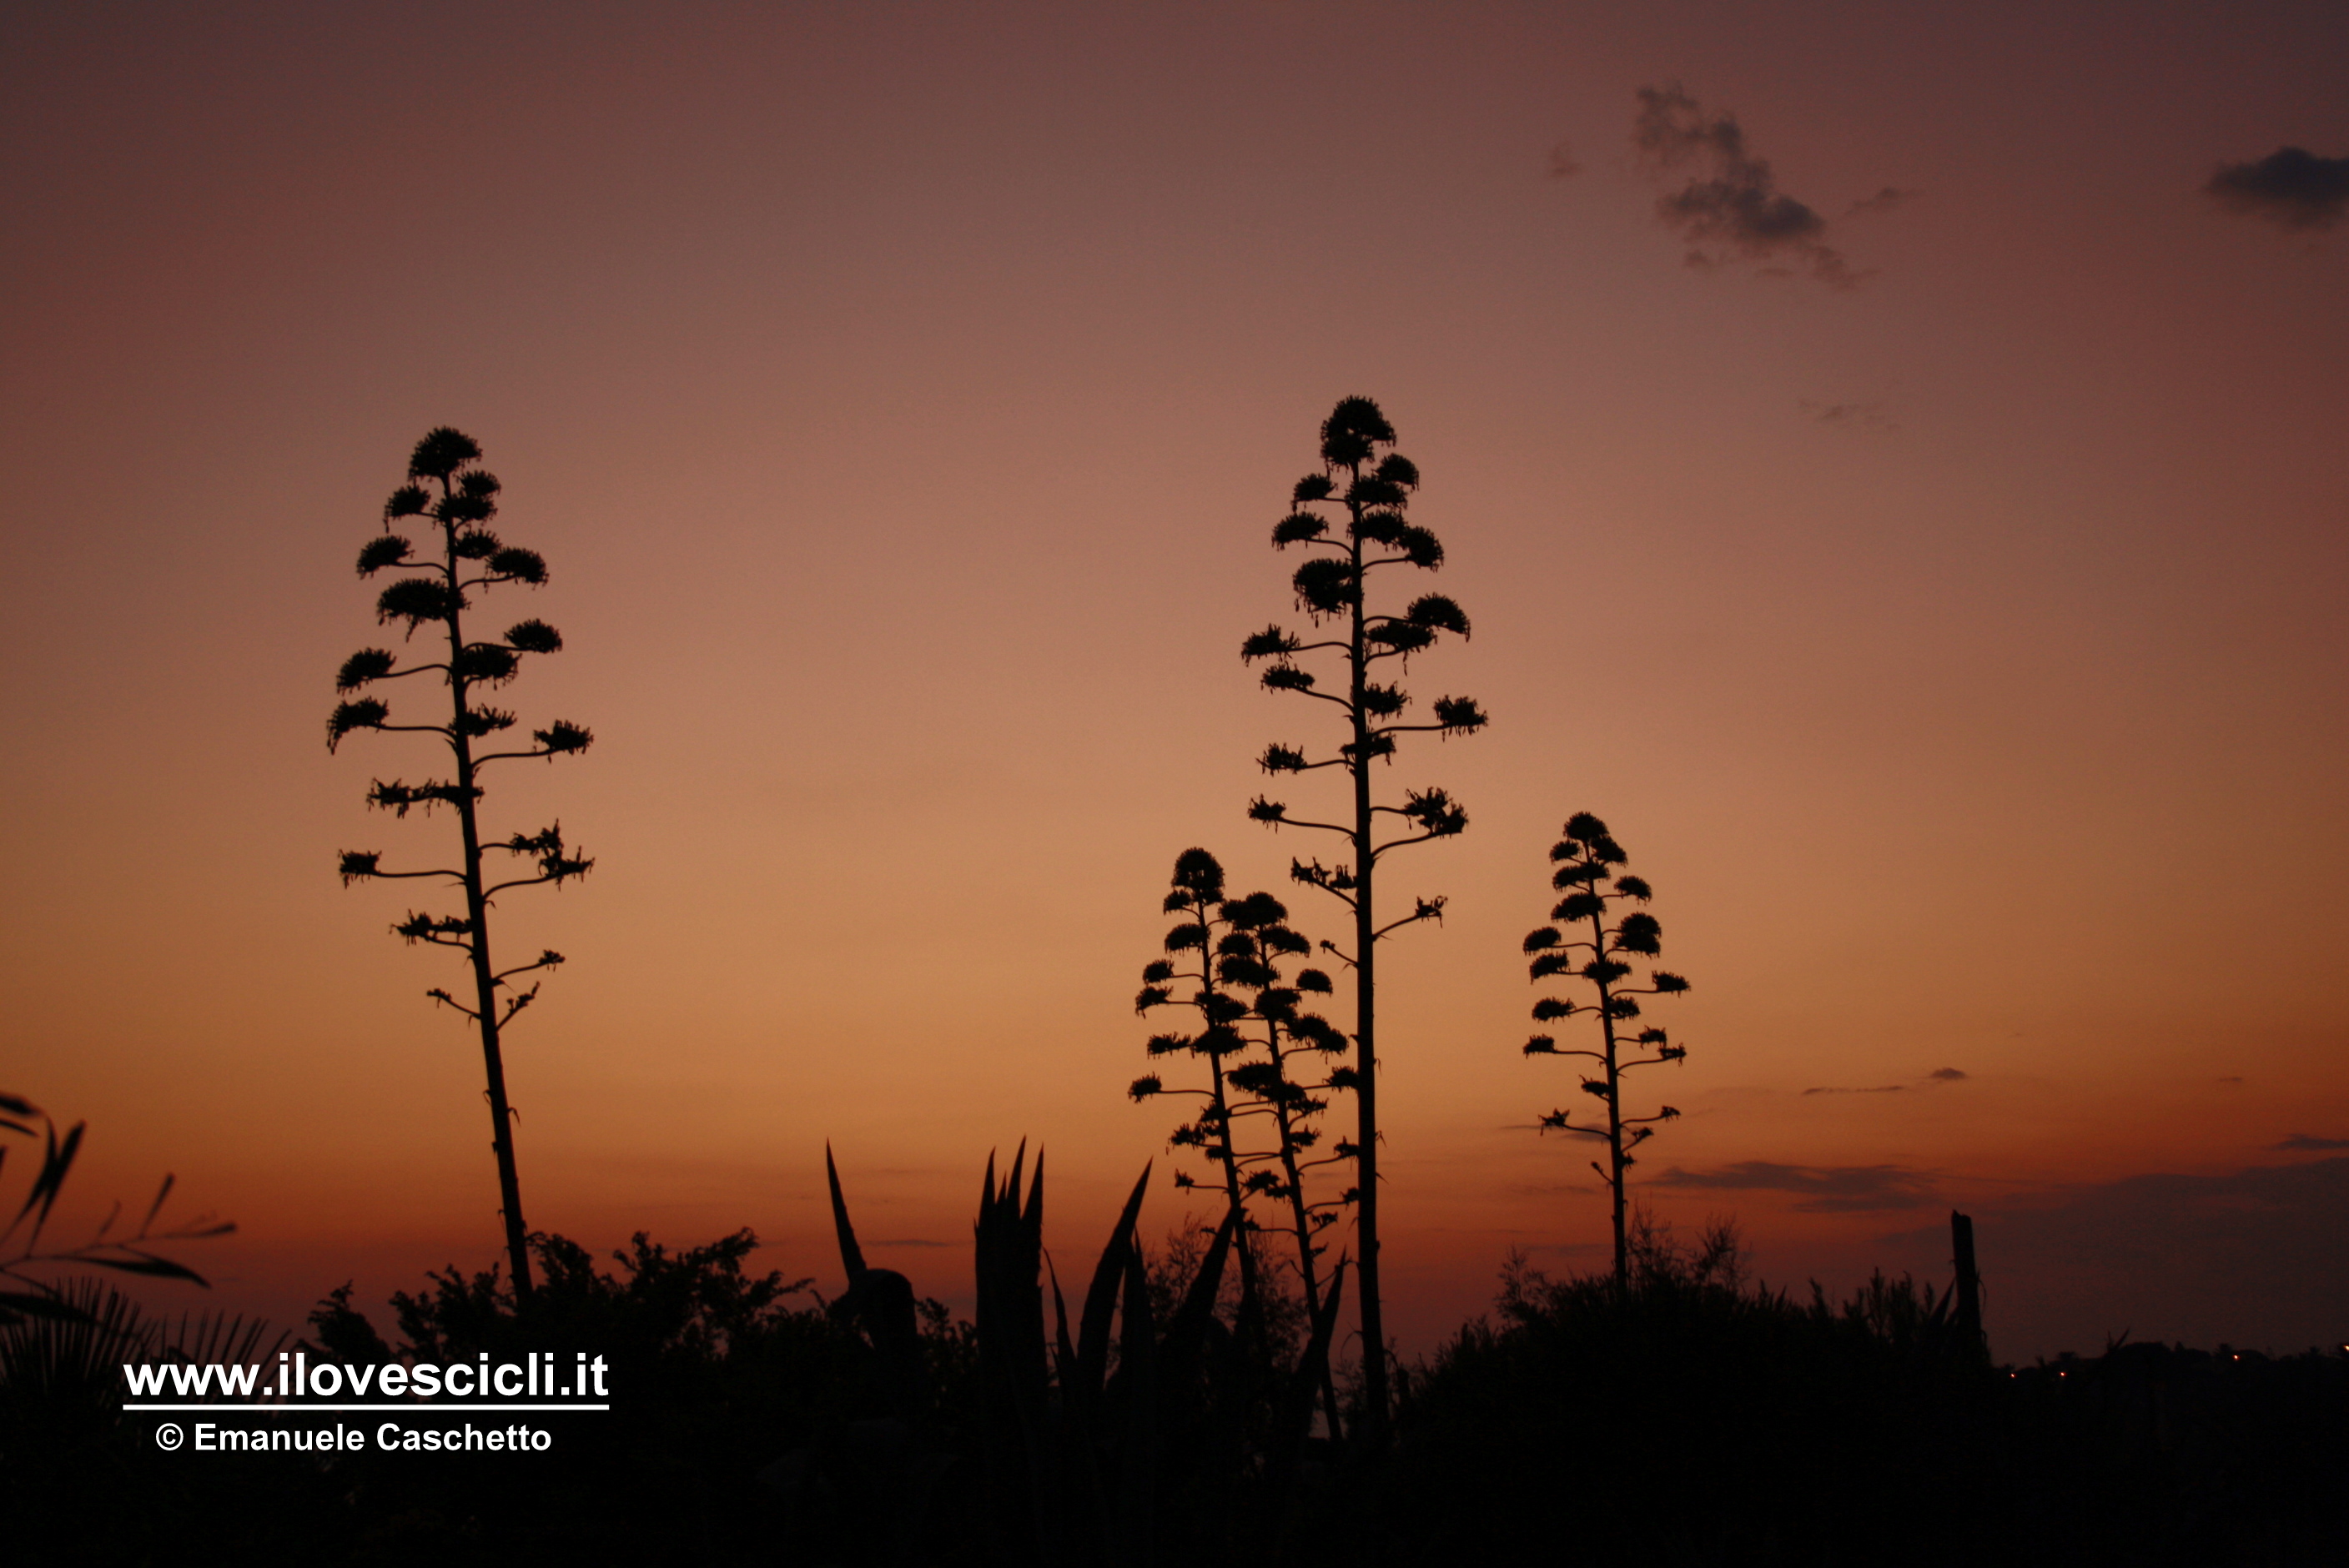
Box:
1242, 395, 1486, 1428
1520, 812, 1691, 1284
1129, 850, 1260, 1307
327, 428, 593, 1299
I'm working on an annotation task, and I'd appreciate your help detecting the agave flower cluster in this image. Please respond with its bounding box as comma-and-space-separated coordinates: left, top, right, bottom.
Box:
1128, 850, 1352, 1319
325, 427, 593, 1298
1521, 812, 1691, 1282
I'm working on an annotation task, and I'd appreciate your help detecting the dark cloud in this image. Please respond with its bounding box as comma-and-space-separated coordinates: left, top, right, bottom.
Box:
1651, 1161, 1940, 1213
2205, 147, 2349, 231
1632, 83, 1865, 289
1845, 186, 1914, 218
1547, 139, 1582, 178
1802, 1083, 1906, 1096
2273, 1133, 2349, 1152
870, 1237, 953, 1249
1928, 1068, 1968, 1082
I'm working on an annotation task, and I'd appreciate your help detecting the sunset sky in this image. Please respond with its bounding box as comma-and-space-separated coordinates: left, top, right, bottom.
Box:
5, 1, 2344, 1362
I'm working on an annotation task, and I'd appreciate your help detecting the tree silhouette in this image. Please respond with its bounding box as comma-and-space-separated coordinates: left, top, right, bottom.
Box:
1520, 813, 1690, 1284
1241, 395, 1487, 1428
326, 428, 592, 1299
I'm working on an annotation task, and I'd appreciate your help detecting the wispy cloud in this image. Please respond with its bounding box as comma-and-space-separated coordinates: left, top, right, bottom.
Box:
1651, 1161, 1941, 1213
1547, 139, 1582, 178
1803, 1067, 1967, 1095
1632, 83, 1871, 289
2273, 1133, 2349, 1152
2205, 147, 2349, 231
1798, 399, 1899, 435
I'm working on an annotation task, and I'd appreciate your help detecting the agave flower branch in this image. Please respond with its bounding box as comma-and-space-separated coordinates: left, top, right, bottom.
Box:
1520, 813, 1692, 1284
1240, 396, 1488, 1430
326, 427, 594, 1300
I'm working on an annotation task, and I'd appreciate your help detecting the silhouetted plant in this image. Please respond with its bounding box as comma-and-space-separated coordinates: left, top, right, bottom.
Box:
0, 1092, 231, 1324
327, 428, 593, 1300
1242, 395, 1487, 1426
1129, 851, 1260, 1264
1131, 860, 1355, 1441
1519, 812, 1690, 1284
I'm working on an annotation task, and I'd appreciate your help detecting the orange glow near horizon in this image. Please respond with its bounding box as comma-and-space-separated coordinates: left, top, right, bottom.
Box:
3, 3, 2345, 1363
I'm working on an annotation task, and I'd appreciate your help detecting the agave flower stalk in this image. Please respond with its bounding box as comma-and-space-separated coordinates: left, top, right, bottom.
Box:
1210, 889, 1353, 1437
1240, 395, 1488, 1430
1520, 813, 1691, 1285
1129, 849, 1264, 1309
325, 428, 593, 1299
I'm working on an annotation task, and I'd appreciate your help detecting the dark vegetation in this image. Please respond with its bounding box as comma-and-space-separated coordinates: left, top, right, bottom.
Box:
6, 1200, 2342, 1564
7, 405, 2341, 1560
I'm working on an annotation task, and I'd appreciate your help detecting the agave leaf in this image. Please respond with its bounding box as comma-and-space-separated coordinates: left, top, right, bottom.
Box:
825, 1143, 868, 1285
0, 1288, 92, 1324
1114, 1234, 1158, 1548
1158, 1205, 1238, 1385
85, 1252, 210, 1284
1074, 1163, 1153, 1404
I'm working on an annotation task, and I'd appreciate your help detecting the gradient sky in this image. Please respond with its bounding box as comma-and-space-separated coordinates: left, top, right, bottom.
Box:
4, 0, 2344, 1361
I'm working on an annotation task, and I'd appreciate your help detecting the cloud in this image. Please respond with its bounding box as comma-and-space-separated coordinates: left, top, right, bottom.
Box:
2273, 1133, 2349, 1152
1844, 186, 1914, 218
1651, 1161, 1941, 1213
2205, 147, 2349, 231
1798, 399, 1898, 434
1632, 83, 1867, 289
1802, 1066, 1964, 1094
1547, 139, 1582, 178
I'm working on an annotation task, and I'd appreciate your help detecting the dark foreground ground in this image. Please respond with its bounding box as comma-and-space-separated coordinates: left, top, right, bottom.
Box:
6, 1232, 2343, 1567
